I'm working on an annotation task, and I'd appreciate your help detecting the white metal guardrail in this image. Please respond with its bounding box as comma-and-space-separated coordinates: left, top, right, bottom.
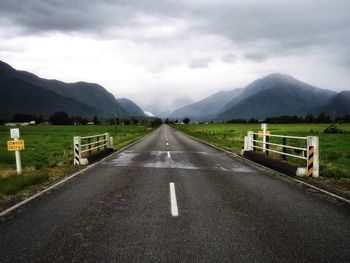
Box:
73, 133, 112, 165
243, 124, 319, 177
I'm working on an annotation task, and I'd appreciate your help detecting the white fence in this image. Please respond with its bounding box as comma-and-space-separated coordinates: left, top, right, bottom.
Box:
73, 133, 112, 165
243, 131, 319, 177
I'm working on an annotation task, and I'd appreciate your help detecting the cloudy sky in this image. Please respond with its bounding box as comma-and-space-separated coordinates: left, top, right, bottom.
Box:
0, 0, 349, 115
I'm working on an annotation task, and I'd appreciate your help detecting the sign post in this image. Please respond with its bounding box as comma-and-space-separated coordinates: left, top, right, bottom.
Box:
8, 128, 23, 175
14, 138, 22, 175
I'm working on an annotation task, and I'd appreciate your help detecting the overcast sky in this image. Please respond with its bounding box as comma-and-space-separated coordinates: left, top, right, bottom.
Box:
0, 0, 349, 115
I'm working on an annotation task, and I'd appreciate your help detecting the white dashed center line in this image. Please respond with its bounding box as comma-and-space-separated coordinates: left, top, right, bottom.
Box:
169, 182, 179, 217
166, 142, 169, 146
167, 151, 171, 158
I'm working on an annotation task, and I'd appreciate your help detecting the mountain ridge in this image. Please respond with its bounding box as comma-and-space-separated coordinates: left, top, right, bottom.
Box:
0, 60, 145, 119
168, 73, 347, 121
216, 74, 337, 120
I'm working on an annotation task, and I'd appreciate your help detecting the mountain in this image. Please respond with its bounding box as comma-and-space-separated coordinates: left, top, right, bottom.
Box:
117, 98, 145, 117
168, 88, 243, 121
220, 73, 335, 114
0, 77, 99, 118
216, 73, 337, 120
0, 60, 125, 118
312, 91, 350, 117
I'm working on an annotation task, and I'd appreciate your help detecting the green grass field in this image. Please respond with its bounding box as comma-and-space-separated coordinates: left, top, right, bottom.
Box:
0, 125, 152, 197
173, 123, 350, 179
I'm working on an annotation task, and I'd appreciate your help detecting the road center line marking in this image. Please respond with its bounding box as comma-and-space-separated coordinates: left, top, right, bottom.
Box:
167, 151, 171, 158
169, 182, 179, 217
166, 142, 169, 146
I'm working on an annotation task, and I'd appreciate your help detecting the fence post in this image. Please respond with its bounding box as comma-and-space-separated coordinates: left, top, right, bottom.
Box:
73, 136, 81, 165
247, 131, 254, 151
265, 135, 269, 156
306, 136, 319, 177
105, 133, 110, 148
282, 137, 287, 161
244, 136, 248, 151
88, 137, 91, 156
110, 136, 113, 148
97, 136, 100, 152
253, 133, 257, 151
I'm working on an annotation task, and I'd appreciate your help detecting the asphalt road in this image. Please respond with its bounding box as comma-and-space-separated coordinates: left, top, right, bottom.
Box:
1, 125, 349, 262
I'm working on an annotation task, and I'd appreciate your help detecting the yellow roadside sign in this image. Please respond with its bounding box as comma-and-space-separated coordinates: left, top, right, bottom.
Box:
258, 130, 270, 138
7, 140, 25, 151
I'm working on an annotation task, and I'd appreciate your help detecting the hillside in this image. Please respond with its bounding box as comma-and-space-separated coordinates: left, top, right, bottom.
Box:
0, 77, 99, 118
0, 60, 125, 118
216, 74, 337, 120
219, 73, 336, 114
312, 91, 350, 117
168, 88, 243, 121
117, 98, 145, 117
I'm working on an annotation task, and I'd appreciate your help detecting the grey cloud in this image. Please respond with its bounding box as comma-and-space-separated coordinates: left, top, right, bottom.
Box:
0, 0, 187, 34
1, 0, 350, 66
245, 52, 268, 62
222, 53, 236, 63
189, 58, 212, 69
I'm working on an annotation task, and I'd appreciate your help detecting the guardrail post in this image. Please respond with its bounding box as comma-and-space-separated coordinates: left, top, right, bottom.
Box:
306, 136, 319, 177
73, 136, 81, 165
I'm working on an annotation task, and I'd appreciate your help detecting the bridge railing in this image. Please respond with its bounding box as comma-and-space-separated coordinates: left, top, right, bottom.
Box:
73, 133, 112, 165
243, 131, 319, 177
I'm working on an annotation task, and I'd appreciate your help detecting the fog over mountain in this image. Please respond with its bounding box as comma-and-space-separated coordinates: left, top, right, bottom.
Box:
140, 95, 195, 118
169, 88, 242, 121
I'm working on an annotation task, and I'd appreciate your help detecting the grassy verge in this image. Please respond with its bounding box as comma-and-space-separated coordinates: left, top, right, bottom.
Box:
172, 123, 350, 179
0, 124, 153, 206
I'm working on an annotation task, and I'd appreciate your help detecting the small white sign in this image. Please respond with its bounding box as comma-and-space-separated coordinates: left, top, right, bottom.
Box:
261, 123, 267, 131
10, 128, 20, 139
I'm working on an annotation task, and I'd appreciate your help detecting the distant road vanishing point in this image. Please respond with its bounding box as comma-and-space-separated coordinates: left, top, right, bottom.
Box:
0, 125, 349, 262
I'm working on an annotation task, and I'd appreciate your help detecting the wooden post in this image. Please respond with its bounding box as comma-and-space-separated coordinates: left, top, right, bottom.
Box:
253, 134, 257, 151
266, 135, 269, 156
88, 137, 91, 156
97, 136, 100, 152
282, 137, 287, 161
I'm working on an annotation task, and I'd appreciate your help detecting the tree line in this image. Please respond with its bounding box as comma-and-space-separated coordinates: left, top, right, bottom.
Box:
166, 113, 350, 125
225, 113, 350, 124
0, 111, 163, 127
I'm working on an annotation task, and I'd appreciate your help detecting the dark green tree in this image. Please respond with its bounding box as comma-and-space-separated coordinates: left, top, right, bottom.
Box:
49, 111, 71, 125
183, 117, 190, 124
